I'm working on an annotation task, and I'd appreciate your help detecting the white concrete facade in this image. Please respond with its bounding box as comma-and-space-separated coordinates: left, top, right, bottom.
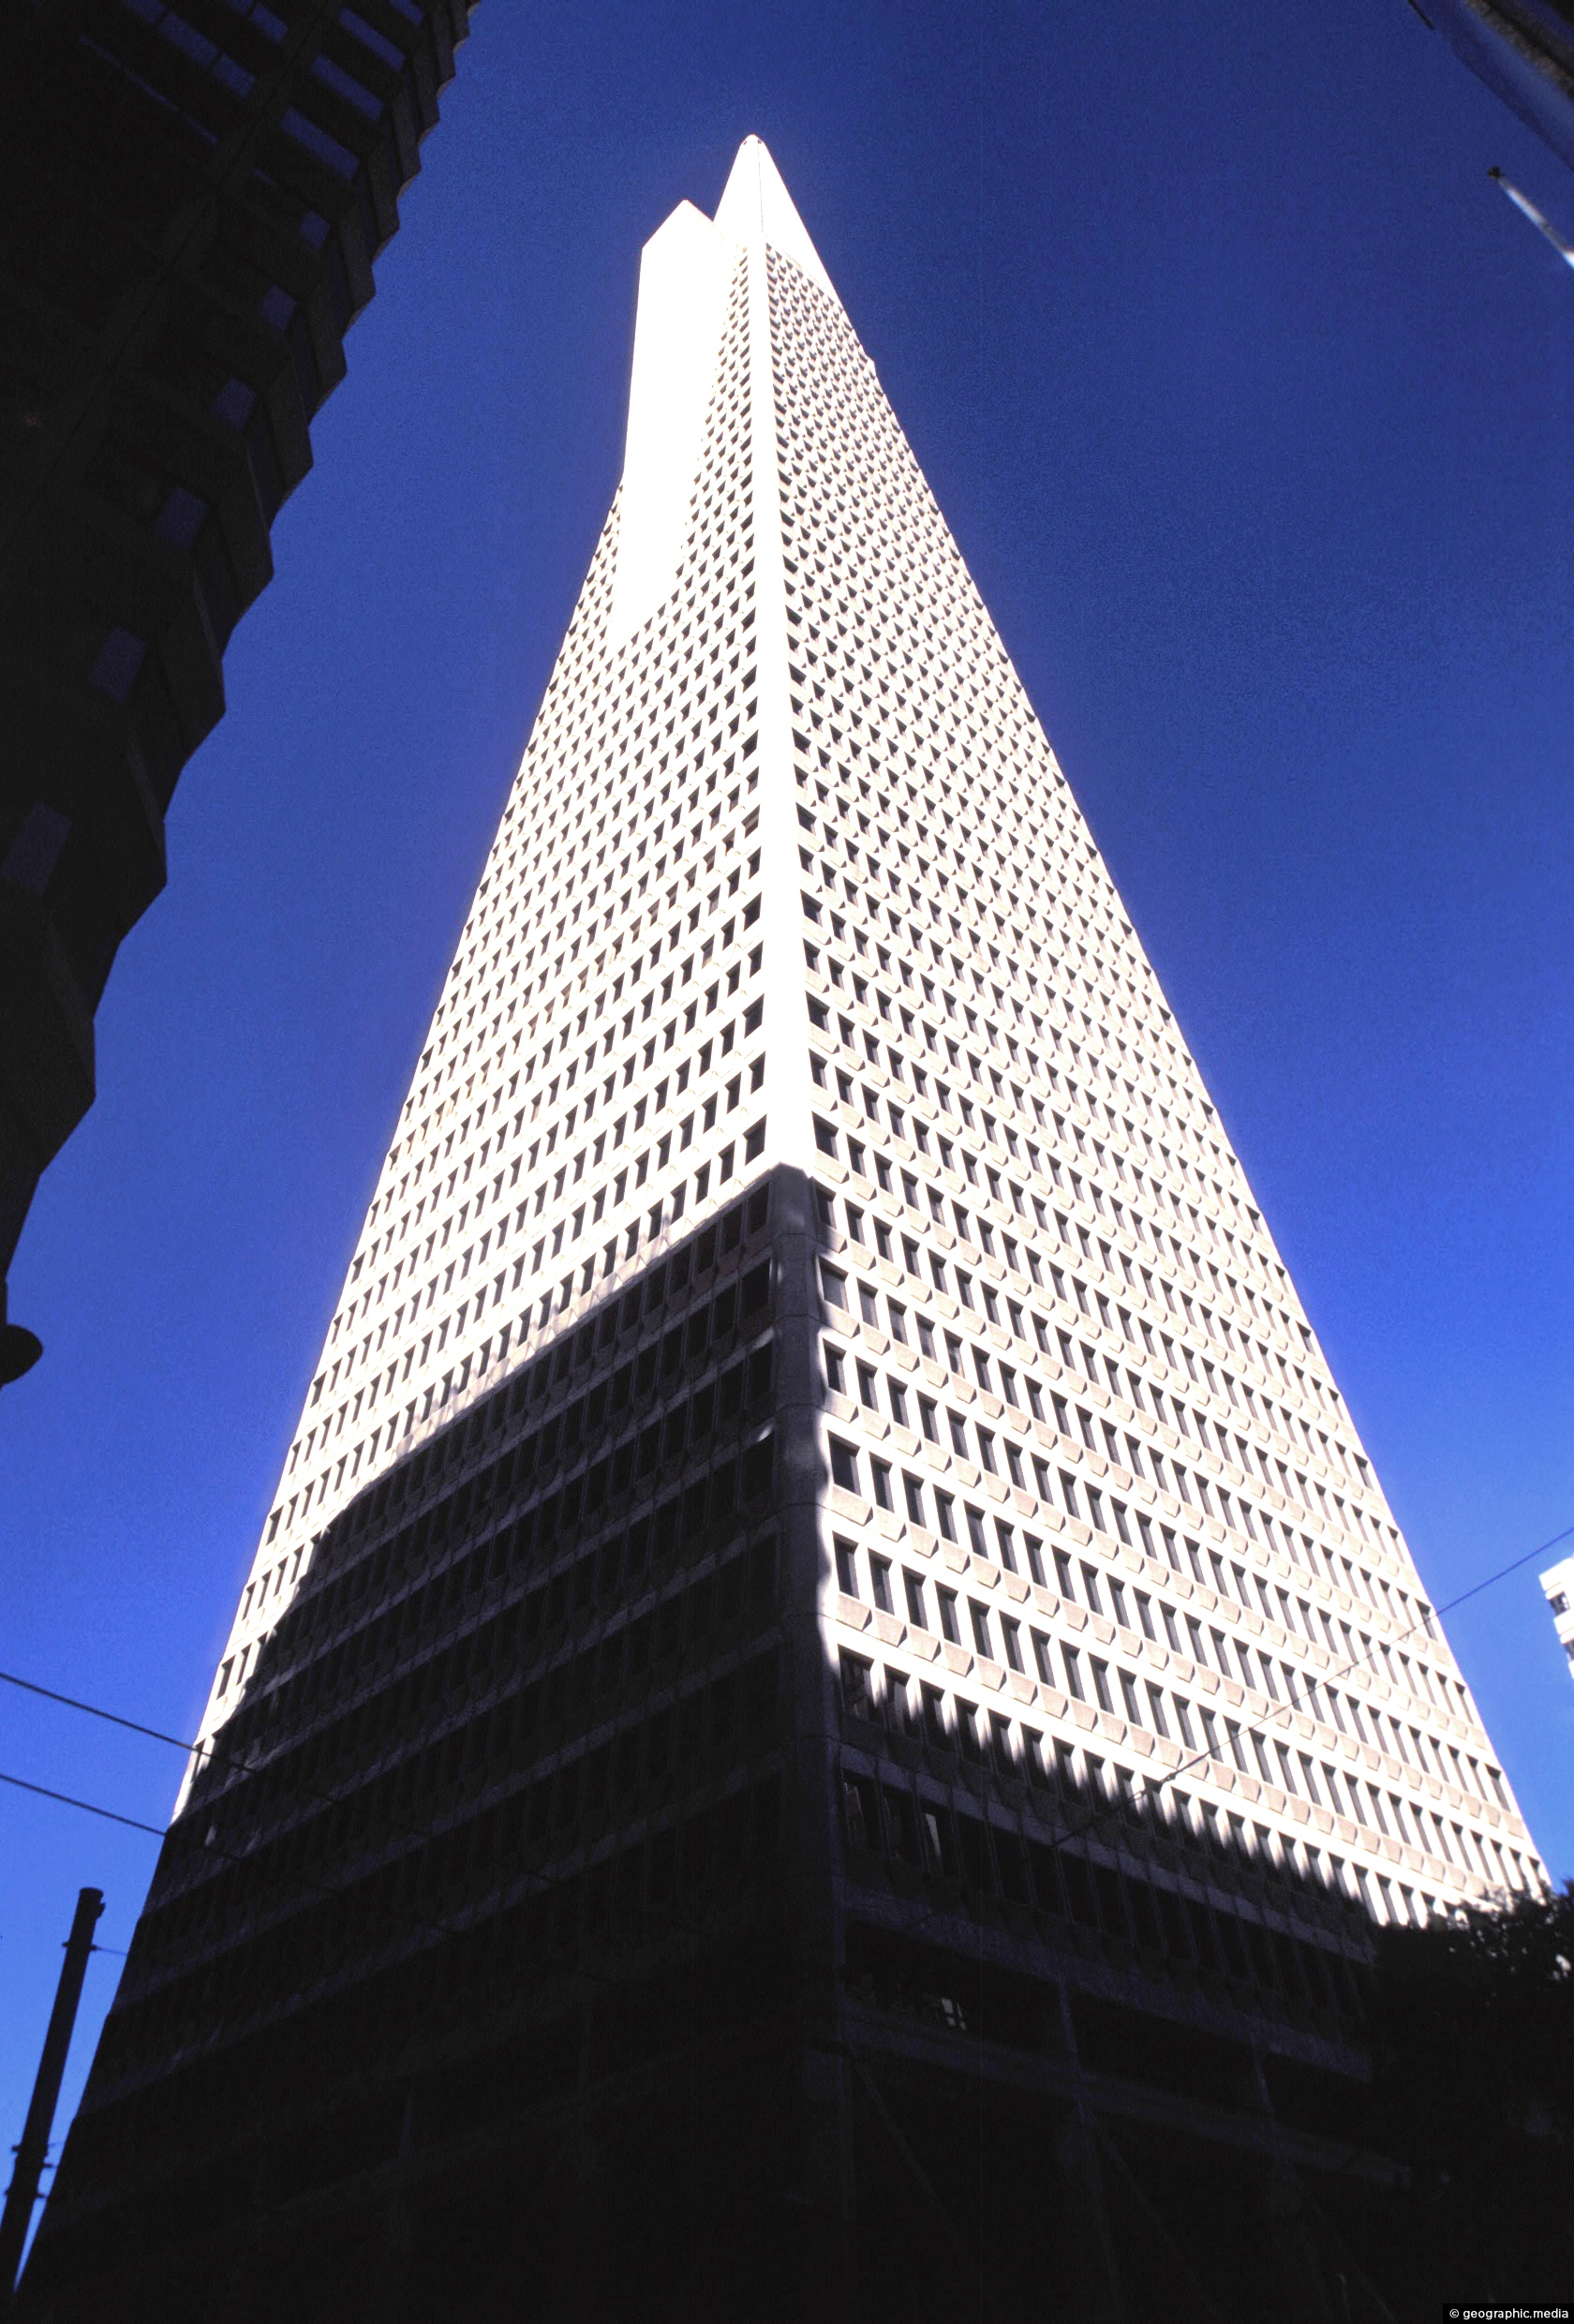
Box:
1541, 1552, 1574, 1683
192, 137, 1544, 1921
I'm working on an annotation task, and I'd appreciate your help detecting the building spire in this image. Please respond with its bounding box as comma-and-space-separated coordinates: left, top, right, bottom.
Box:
714, 133, 837, 301
609, 138, 835, 648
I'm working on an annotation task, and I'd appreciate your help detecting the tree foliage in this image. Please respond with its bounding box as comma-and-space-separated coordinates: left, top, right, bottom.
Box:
1350, 1885, 1574, 2307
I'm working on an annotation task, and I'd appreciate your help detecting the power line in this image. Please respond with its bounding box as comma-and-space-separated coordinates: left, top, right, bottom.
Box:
1433, 1516, 1574, 1616
0, 1769, 164, 1840
0, 1672, 207, 1764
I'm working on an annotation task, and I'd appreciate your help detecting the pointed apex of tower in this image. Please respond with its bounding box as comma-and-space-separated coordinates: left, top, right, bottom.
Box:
715, 134, 837, 301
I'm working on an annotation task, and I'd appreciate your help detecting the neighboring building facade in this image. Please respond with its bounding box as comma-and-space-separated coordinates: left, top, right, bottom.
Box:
0, 0, 477, 1378
22, 140, 1545, 2322
1541, 1552, 1574, 1680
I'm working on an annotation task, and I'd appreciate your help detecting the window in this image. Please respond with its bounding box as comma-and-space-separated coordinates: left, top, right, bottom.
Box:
903, 1472, 927, 1525
1091, 1658, 1114, 1714
870, 1556, 894, 1615
839, 1651, 873, 1719
938, 1587, 960, 1646
824, 1342, 846, 1394
829, 1438, 860, 1493
820, 1262, 848, 1309
970, 1601, 993, 1657
1062, 1644, 1085, 1700
835, 1539, 859, 1597
904, 1571, 928, 1628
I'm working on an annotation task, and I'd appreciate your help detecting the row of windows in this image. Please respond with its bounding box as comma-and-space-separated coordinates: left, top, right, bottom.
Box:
245, 1329, 771, 1729
829, 1498, 1499, 1820
200, 1525, 782, 1892
819, 1179, 1361, 1499
110, 1754, 788, 2087
834, 1646, 1534, 1914
334, 923, 764, 1393
238, 1201, 774, 1728
822, 1367, 1479, 1752
821, 1279, 1406, 1633
810, 1088, 1355, 1478
838, 1780, 1378, 2004
796, 795, 1293, 1372
203, 1430, 783, 1885
275, 1183, 772, 1566
838, 1782, 1399, 2007
809, 1003, 1324, 1376
786, 686, 1225, 1180
273, 1102, 767, 1543
400, 842, 760, 1172
816, 1264, 1429, 1668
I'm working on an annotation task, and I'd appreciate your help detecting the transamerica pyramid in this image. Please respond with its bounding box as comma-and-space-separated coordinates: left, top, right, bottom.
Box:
24, 137, 1544, 2324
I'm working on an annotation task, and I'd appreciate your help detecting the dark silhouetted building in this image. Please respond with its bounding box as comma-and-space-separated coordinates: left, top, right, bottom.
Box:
0, 0, 477, 1377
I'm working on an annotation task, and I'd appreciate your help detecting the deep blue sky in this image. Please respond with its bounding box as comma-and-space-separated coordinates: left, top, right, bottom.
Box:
4, 0, 1570, 2212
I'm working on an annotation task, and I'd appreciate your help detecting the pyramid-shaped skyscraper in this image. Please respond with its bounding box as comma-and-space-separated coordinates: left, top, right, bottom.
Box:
25, 139, 1544, 2324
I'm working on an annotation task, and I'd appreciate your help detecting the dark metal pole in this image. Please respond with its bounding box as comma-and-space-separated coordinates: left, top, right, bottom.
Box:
0, 1886, 104, 2301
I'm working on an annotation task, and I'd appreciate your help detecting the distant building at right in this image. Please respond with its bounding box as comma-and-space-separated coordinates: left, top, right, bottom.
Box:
1542, 1553, 1574, 1681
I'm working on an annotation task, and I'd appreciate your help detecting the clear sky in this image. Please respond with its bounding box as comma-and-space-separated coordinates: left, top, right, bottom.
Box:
4, 0, 1570, 2223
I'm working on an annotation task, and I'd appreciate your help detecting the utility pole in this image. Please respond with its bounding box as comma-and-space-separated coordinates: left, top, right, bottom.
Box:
0, 1887, 104, 2302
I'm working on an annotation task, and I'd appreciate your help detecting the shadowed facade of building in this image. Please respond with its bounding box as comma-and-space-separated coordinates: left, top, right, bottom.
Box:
20, 139, 1544, 2320
0, 0, 476, 1374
